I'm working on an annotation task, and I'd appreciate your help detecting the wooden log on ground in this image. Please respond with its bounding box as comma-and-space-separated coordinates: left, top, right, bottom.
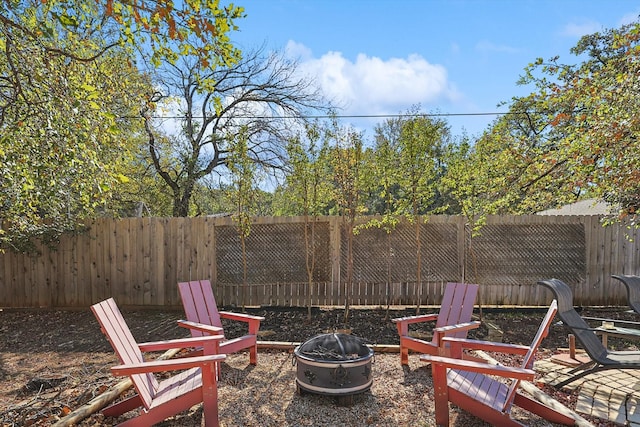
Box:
52, 348, 181, 427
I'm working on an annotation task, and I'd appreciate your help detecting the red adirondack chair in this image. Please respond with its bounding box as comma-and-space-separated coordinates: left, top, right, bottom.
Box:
91, 298, 226, 427
422, 299, 576, 426
178, 280, 265, 365
392, 282, 480, 365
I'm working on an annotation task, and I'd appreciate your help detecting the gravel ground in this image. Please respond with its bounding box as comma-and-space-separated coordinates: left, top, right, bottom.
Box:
2, 307, 630, 426
0, 348, 571, 426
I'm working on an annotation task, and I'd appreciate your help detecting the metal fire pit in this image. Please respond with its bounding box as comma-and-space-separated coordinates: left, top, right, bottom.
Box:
294, 333, 373, 403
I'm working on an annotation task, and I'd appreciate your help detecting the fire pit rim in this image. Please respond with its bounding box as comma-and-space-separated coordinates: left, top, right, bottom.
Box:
293, 332, 374, 364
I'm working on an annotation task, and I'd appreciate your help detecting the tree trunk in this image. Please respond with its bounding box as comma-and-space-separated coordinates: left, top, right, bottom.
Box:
241, 235, 248, 311
415, 219, 422, 315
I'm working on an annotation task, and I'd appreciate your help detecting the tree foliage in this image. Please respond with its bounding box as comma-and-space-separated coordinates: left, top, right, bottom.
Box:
0, 16, 151, 250
0, 0, 244, 251
395, 111, 450, 312
283, 121, 332, 319
365, 107, 453, 218
474, 21, 640, 220
0, 1, 244, 68
226, 126, 260, 310
326, 119, 366, 322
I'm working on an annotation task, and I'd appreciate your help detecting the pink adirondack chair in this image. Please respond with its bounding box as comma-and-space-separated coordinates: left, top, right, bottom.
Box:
392, 282, 480, 365
178, 280, 265, 365
422, 299, 576, 426
91, 298, 226, 427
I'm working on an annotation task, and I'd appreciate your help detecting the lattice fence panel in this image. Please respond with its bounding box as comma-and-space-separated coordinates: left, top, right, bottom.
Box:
465, 223, 585, 287
345, 222, 459, 283
215, 222, 331, 284
340, 222, 460, 305
348, 223, 415, 283
421, 222, 460, 281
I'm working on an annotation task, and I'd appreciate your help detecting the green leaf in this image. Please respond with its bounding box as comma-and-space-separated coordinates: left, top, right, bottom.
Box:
54, 12, 78, 28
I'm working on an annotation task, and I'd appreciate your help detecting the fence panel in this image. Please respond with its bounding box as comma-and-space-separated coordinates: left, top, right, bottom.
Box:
1, 214, 639, 308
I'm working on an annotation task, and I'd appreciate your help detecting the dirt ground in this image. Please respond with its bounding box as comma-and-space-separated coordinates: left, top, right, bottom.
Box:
1, 304, 638, 426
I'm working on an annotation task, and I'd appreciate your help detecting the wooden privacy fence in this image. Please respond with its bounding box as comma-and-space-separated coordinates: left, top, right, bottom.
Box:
1, 215, 639, 309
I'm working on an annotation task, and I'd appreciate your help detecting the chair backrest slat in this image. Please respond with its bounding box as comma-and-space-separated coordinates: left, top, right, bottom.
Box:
502, 299, 557, 413
436, 282, 457, 328
179, 280, 224, 338
435, 282, 479, 339
91, 298, 158, 408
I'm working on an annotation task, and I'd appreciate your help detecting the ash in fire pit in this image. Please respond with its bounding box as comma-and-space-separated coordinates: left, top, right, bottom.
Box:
294, 333, 373, 404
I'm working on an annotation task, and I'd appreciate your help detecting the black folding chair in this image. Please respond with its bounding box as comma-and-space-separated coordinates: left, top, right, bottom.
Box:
537, 278, 640, 388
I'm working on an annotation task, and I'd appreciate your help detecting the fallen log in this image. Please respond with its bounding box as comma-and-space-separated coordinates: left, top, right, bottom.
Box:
475, 350, 592, 427
52, 348, 181, 427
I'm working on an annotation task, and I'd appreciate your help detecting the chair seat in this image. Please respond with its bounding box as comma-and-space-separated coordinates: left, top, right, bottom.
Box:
150, 367, 202, 409
449, 369, 509, 412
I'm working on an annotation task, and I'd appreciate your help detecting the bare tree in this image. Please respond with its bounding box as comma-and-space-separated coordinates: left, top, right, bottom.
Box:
141, 45, 332, 216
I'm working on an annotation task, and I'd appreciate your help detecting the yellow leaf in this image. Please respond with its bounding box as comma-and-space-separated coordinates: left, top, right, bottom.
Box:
116, 173, 130, 183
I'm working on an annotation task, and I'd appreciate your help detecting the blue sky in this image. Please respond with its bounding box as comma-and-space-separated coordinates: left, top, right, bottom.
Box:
229, 0, 639, 140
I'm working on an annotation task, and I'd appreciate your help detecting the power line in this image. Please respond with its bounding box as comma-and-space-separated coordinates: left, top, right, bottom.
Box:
133, 111, 520, 120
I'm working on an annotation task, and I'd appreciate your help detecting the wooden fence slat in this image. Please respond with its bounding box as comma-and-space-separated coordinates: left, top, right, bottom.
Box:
77, 230, 90, 307
150, 219, 164, 306
36, 242, 48, 307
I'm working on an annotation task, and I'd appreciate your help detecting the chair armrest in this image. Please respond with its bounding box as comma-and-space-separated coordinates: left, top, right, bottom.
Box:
219, 312, 264, 335
420, 354, 535, 381
219, 311, 265, 322
138, 335, 224, 353
112, 354, 226, 376
178, 319, 224, 335
432, 321, 481, 344
433, 321, 481, 335
441, 337, 531, 356
392, 313, 439, 336
392, 313, 439, 325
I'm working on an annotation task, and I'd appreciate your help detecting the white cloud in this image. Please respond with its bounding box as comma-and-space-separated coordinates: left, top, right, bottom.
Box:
475, 40, 519, 54
561, 20, 603, 38
619, 11, 640, 26
285, 40, 313, 60
560, 11, 639, 39
293, 46, 460, 116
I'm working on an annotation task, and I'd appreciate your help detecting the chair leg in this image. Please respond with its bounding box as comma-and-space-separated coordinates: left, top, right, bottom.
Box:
431, 364, 450, 426
250, 344, 258, 365
202, 363, 220, 427
103, 394, 143, 417
400, 345, 409, 365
